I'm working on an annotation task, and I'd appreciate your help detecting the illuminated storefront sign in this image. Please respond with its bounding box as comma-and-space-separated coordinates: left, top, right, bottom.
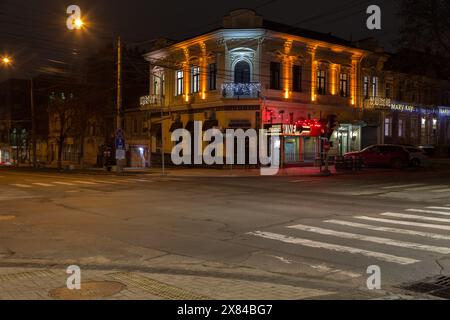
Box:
270, 120, 324, 137
438, 107, 450, 116
366, 97, 420, 113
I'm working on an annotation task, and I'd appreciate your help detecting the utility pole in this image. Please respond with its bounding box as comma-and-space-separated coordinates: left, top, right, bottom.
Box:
30, 78, 37, 168
160, 75, 165, 176
116, 36, 124, 175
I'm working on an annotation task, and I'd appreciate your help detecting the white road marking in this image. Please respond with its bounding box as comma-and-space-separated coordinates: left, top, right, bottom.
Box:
287, 224, 450, 254
326, 219, 450, 241
404, 185, 449, 192
248, 231, 419, 265
72, 181, 98, 185
356, 216, 450, 231
427, 207, 450, 211
381, 184, 425, 189
109, 180, 135, 184
92, 180, 119, 185
381, 212, 450, 223
406, 209, 450, 216
52, 182, 76, 186
431, 188, 450, 193
11, 184, 32, 188
32, 183, 55, 187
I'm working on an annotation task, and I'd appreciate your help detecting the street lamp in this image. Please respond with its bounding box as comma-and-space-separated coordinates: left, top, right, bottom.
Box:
74, 18, 84, 30
1, 56, 12, 66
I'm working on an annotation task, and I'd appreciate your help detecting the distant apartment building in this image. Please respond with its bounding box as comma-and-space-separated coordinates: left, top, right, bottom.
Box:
0, 79, 32, 164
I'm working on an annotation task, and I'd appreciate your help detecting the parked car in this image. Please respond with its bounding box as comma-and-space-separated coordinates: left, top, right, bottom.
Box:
418, 145, 436, 156
404, 146, 431, 167
344, 145, 410, 169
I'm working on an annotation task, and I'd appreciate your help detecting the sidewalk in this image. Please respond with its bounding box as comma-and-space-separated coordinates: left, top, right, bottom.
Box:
0, 254, 422, 300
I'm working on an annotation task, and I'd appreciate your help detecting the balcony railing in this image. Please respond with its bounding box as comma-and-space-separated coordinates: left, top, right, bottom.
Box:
140, 95, 162, 110
221, 83, 261, 99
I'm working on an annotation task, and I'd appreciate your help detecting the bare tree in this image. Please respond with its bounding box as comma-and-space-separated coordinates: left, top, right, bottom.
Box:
48, 95, 77, 169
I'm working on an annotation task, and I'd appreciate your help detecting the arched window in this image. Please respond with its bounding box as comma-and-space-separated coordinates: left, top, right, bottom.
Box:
234, 60, 251, 83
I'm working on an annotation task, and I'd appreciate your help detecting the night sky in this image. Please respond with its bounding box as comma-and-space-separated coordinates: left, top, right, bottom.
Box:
0, 0, 400, 80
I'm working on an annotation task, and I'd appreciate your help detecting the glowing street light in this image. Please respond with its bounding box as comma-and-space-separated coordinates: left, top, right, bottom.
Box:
74, 18, 84, 29
1, 56, 12, 65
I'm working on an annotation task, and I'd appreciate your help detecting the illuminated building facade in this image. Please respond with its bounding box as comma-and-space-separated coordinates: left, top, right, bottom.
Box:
131, 9, 450, 167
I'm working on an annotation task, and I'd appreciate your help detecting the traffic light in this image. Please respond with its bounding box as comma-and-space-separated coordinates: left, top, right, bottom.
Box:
326, 115, 339, 139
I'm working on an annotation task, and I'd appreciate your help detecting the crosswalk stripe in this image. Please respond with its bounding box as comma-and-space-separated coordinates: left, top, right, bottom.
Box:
248, 231, 419, 265
356, 216, 450, 231
32, 183, 55, 187
11, 184, 32, 188
431, 188, 450, 193
287, 224, 450, 254
92, 180, 119, 185
406, 209, 450, 216
109, 180, 135, 183
52, 182, 76, 186
72, 181, 98, 185
381, 212, 450, 223
381, 184, 425, 189
427, 207, 450, 211
326, 220, 450, 241
404, 185, 448, 192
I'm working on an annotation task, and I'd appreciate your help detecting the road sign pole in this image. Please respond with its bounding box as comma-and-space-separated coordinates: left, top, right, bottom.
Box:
116, 36, 124, 175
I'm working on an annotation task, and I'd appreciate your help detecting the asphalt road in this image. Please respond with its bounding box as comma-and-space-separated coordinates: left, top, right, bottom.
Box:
1, 167, 450, 299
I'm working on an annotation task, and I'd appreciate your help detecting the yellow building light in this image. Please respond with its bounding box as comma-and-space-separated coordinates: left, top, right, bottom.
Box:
331, 65, 337, 95
284, 90, 290, 99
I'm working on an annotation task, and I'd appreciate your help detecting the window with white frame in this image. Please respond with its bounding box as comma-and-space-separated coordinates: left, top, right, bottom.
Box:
447, 119, 450, 140
411, 118, 417, 139
398, 118, 405, 137
208, 63, 217, 90
191, 66, 200, 93
317, 70, 327, 95
385, 82, 393, 99
384, 117, 392, 137
339, 73, 349, 97
372, 76, 378, 97
176, 70, 184, 96
363, 76, 369, 98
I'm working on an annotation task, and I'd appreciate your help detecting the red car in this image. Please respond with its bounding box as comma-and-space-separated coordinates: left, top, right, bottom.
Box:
344, 145, 410, 169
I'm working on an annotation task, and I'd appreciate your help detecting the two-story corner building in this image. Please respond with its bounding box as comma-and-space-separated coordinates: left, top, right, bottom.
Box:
131, 9, 371, 168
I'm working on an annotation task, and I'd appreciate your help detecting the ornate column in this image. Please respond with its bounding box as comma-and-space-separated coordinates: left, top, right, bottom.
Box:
200, 42, 207, 100
183, 48, 190, 103
283, 40, 293, 99
307, 45, 317, 102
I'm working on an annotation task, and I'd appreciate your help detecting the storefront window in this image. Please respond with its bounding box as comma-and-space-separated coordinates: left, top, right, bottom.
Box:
384, 117, 392, 137
447, 120, 450, 141
410, 118, 418, 139
398, 119, 405, 138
